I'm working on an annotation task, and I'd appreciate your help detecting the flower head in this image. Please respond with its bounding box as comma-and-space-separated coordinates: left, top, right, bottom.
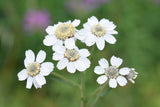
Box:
125, 68, 138, 84
52, 45, 90, 73
43, 19, 80, 49
17, 50, 54, 89
76, 16, 118, 50
94, 56, 130, 88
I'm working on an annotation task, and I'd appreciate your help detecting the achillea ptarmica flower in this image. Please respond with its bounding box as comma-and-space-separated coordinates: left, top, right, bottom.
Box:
125, 68, 138, 84
17, 50, 54, 89
94, 56, 130, 88
52, 45, 91, 73
76, 16, 118, 50
43, 19, 80, 49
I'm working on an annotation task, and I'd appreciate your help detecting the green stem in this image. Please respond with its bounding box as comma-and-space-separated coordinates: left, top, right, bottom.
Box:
51, 72, 80, 88
81, 72, 86, 107
87, 87, 101, 102
90, 83, 108, 107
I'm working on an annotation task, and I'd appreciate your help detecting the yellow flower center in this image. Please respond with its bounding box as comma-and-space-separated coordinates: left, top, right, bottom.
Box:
105, 66, 119, 79
27, 62, 41, 76
91, 24, 106, 37
55, 23, 75, 40
64, 49, 80, 62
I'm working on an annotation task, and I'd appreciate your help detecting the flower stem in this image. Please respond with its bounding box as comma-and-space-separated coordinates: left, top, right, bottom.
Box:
87, 87, 101, 102
90, 83, 108, 107
51, 72, 80, 88
81, 72, 86, 107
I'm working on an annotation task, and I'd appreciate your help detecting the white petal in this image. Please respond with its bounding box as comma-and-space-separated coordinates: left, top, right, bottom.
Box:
74, 46, 79, 50
129, 79, 135, 84
46, 26, 56, 35
98, 58, 109, 68
104, 35, 116, 44
133, 73, 138, 79
108, 22, 117, 30
67, 62, 76, 73
74, 59, 86, 72
133, 75, 137, 79
107, 30, 118, 34
17, 69, 28, 81
88, 16, 98, 26
119, 67, 130, 75
75, 29, 86, 41
35, 74, 46, 86
52, 44, 66, 54
25, 50, 35, 63
26, 76, 33, 89
40, 62, 54, 76
64, 38, 76, 49
66, 20, 71, 24
58, 22, 63, 24
99, 18, 110, 28
36, 50, 46, 63
51, 40, 63, 52
109, 79, 117, 88
97, 75, 108, 85
83, 23, 91, 31
33, 79, 42, 89
71, 19, 80, 27
79, 49, 90, 57
80, 58, 91, 69
57, 58, 69, 70
54, 40, 63, 46
85, 34, 96, 46
43, 35, 57, 46
94, 66, 105, 75
100, 19, 116, 30
117, 76, 127, 86
96, 37, 105, 51
24, 58, 29, 68
110, 56, 123, 67
52, 52, 64, 61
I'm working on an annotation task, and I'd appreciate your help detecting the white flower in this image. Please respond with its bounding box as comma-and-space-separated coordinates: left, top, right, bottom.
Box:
43, 19, 80, 49
76, 16, 118, 50
94, 56, 129, 88
52, 45, 91, 73
17, 50, 54, 89
125, 68, 138, 84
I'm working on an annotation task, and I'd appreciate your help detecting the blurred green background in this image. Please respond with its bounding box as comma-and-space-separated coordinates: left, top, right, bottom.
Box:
0, 0, 160, 107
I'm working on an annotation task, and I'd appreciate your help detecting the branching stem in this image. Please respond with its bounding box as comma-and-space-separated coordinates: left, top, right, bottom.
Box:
90, 83, 108, 107
51, 72, 80, 88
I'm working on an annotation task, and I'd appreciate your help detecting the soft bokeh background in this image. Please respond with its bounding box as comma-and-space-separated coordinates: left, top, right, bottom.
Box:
0, 0, 160, 107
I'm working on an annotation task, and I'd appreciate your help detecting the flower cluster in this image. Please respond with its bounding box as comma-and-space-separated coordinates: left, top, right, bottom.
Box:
18, 16, 138, 89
